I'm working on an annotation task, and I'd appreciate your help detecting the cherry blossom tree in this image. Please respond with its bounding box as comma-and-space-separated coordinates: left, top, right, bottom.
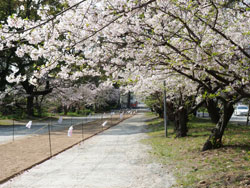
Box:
0, 0, 249, 149
95, 0, 249, 149
75, 0, 249, 148
126, 69, 203, 137
0, 0, 66, 116
46, 79, 119, 115
93, 81, 120, 111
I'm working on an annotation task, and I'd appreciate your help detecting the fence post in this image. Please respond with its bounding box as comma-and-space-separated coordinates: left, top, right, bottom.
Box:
111, 112, 113, 126
48, 116, 52, 157
246, 103, 250, 126
12, 119, 15, 141
82, 118, 84, 140
163, 81, 168, 137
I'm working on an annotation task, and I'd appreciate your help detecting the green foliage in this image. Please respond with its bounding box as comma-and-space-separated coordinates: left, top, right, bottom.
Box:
144, 94, 163, 110
139, 13, 145, 19
76, 108, 93, 116
198, 106, 208, 112
0, 110, 26, 120
144, 97, 158, 110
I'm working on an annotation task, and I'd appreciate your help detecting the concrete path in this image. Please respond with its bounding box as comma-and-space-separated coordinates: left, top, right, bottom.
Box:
0, 113, 174, 188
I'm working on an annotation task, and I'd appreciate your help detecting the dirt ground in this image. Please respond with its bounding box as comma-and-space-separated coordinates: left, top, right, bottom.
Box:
0, 114, 132, 184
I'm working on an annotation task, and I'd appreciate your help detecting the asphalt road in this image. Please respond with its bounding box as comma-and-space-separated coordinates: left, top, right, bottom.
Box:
0, 113, 114, 145
197, 112, 249, 124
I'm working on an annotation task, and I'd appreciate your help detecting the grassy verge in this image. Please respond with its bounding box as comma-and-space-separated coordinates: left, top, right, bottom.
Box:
142, 113, 250, 188
0, 116, 59, 126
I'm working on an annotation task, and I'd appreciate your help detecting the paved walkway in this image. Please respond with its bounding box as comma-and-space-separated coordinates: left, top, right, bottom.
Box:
0, 113, 174, 188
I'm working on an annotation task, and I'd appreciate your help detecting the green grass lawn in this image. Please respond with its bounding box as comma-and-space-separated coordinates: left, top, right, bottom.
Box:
0, 110, 93, 126
143, 114, 250, 188
0, 116, 59, 126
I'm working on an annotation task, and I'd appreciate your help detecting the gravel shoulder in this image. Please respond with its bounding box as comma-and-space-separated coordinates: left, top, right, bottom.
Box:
0, 113, 174, 188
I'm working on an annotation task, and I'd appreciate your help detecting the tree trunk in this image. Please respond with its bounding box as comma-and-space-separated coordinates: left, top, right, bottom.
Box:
63, 105, 68, 115
153, 104, 163, 118
21, 80, 52, 117
35, 96, 42, 117
246, 103, 250, 126
202, 102, 234, 151
127, 91, 131, 108
27, 96, 34, 117
206, 99, 220, 123
166, 101, 175, 121
37, 104, 42, 117
175, 107, 188, 137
